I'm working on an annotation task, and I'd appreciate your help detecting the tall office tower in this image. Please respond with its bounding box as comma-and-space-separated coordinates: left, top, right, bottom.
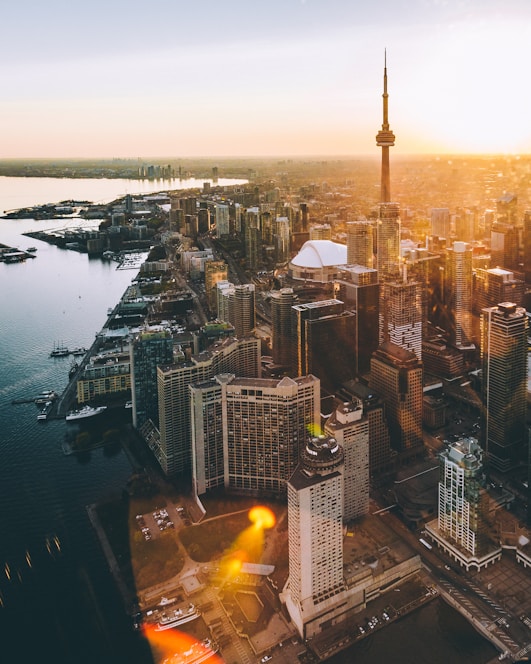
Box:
346, 221, 374, 268
490, 221, 519, 271
335, 265, 379, 376
445, 241, 474, 350
275, 216, 291, 264
369, 341, 423, 460
309, 224, 332, 241
300, 202, 309, 233
270, 288, 298, 368
480, 302, 528, 473
497, 192, 518, 224
455, 207, 477, 242
228, 283, 256, 338
377, 202, 401, 282
190, 373, 320, 496
524, 210, 531, 285
437, 438, 493, 561
245, 208, 262, 271
190, 375, 227, 496
473, 267, 524, 316
284, 434, 345, 638
204, 260, 228, 311
215, 280, 232, 321
157, 336, 261, 476
325, 399, 369, 521
130, 330, 174, 429
197, 206, 211, 234
215, 203, 230, 237
375, 50, 395, 203
381, 279, 423, 361
291, 300, 356, 391
430, 208, 451, 243
260, 210, 273, 245
304, 311, 357, 394
341, 381, 396, 477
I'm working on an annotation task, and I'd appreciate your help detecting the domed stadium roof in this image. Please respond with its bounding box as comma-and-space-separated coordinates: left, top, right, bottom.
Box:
290, 240, 347, 268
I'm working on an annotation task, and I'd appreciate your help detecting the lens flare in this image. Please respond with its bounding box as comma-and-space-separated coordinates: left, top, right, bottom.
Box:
248, 506, 276, 530
142, 625, 222, 663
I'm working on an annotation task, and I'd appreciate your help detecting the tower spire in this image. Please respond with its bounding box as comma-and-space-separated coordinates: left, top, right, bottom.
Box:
376, 50, 395, 203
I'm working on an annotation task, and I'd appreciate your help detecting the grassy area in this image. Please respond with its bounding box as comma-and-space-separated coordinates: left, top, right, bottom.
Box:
97, 493, 185, 593
180, 511, 254, 562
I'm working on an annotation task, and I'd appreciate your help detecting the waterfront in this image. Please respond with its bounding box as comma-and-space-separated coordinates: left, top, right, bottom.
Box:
0, 175, 502, 664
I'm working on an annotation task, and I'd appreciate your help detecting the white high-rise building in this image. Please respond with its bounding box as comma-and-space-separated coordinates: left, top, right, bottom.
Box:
284, 435, 345, 638
325, 399, 369, 521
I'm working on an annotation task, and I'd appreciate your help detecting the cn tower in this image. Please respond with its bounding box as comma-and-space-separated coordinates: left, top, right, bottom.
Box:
375, 50, 395, 203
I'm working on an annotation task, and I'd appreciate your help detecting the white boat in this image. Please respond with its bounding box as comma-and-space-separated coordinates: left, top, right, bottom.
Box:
153, 604, 200, 631
163, 639, 218, 664
65, 405, 107, 421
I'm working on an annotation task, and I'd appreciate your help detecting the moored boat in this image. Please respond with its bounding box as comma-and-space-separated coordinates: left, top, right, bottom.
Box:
162, 639, 218, 664
65, 405, 107, 421
50, 342, 70, 357
151, 603, 200, 631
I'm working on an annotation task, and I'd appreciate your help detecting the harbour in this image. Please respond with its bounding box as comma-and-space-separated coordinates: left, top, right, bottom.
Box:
0, 174, 506, 664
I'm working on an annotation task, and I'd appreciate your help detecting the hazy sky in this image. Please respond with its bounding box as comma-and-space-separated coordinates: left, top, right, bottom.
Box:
2, 0, 531, 158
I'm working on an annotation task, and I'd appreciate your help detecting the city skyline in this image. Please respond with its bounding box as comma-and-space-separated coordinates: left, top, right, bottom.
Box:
3, 0, 531, 159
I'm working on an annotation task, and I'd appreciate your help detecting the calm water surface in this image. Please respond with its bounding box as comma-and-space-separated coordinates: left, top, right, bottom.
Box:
0, 177, 498, 664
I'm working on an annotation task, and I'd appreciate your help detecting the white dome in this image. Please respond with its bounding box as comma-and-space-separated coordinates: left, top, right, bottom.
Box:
291, 240, 347, 268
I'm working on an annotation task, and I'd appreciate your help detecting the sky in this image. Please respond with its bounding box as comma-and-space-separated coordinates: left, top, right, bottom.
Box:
2, 0, 531, 158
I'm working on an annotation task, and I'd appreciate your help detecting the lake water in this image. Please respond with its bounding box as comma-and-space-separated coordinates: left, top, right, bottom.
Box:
0, 175, 498, 664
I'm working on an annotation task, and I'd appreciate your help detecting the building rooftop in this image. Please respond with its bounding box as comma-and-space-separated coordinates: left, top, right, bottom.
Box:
290, 240, 347, 268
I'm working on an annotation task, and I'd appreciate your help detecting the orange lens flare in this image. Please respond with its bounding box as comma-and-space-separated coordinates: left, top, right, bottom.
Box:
142, 625, 223, 663
248, 506, 276, 530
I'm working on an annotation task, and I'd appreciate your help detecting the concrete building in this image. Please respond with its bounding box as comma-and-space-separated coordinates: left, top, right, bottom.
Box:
154, 337, 261, 476
325, 399, 370, 521
376, 202, 400, 282
284, 435, 346, 637
430, 208, 451, 243
426, 437, 501, 571
381, 278, 423, 361
473, 267, 525, 316
480, 302, 528, 473
191, 374, 320, 497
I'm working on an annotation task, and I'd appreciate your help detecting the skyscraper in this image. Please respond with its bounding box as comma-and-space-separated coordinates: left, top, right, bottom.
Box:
445, 241, 474, 350
375, 50, 395, 203
480, 302, 528, 473
346, 220, 374, 268
369, 341, 423, 460
192, 374, 320, 496
228, 284, 256, 338
377, 202, 401, 283
130, 329, 174, 430
284, 434, 345, 638
270, 287, 298, 368
381, 278, 423, 361
325, 399, 369, 520
204, 260, 228, 310
156, 337, 261, 476
425, 437, 501, 570
335, 265, 379, 376
430, 208, 451, 243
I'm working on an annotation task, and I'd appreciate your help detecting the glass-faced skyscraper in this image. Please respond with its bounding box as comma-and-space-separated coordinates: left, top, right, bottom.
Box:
130, 330, 174, 429
480, 302, 528, 472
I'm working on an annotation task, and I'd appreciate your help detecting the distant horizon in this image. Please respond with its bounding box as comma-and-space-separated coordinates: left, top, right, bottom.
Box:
0, 152, 529, 163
